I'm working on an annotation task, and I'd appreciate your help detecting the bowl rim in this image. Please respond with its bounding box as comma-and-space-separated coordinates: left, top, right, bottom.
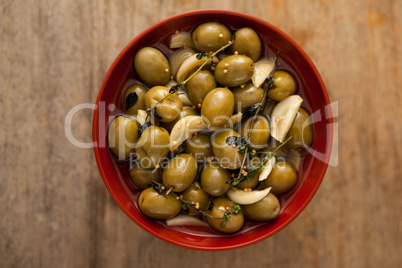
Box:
93, 9, 333, 251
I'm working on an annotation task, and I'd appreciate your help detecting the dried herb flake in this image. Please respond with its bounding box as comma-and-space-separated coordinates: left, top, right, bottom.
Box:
125, 92, 138, 111
226, 136, 249, 154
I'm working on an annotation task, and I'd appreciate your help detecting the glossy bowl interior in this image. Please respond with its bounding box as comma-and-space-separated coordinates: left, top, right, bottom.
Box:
93, 9, 332, 250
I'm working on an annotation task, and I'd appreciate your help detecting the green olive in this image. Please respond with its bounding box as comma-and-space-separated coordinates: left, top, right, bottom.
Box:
232, 83, 264, 113
191, 22, 232, 52
240, 116, 270, 151
135, 126, 170, 168
230, 27, 261, 62
214, 55, 254, 87
186, 70, 216, 107
242, 193, 280, 221
134, 47, 171, 86
162, 154, 197, 192
181, 182, 210, 215
236, 156, 261, 189
267, 70, 297, 101
206, 197, 244, 233
123, 84, 147, 115
108, 116, 139, 159
201, 87, 235, 127
261, 161, 297, 195
236, 172, 260, 190
129, 165, 161, 190
162, 106, 198, 132
184, 133, 213, 161
212, 128, 243, 170
138, 187, 181, 220
200, 162, 231, 196
145, 86, 183, 123
286, 107, 313, 149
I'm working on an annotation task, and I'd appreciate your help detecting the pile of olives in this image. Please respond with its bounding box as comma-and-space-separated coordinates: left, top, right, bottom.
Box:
108, 22, 313, 234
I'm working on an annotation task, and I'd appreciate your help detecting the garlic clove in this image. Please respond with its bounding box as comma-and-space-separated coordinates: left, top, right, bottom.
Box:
270, 95, 303, 142
252, 58, 275, 88
137, 109, 156, 126
166, 215, 208, 227
227, 187, 272, 205
177, 92, 193, 106
169, 48, 195, 79
170, 32, 193, 49
259, 156, 276, 181
176, 54, 218, 83
170, 115, 209, 151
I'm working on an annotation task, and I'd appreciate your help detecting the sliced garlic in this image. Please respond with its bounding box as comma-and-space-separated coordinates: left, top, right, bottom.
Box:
259, 156, 276, 181
227, 187, 272, 205
209, 112, 243, 131
270, 95, 303, 142
177, 92, 193, 106
170, 32, 193, 49
169, 47, 195, 79
176, 54, 219, 83
170, 115, 209, 151
252, 58, 275, 88
166, 215, 208, 227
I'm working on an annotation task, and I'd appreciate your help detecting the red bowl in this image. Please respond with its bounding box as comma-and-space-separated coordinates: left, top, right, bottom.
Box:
93, 9, 332, 250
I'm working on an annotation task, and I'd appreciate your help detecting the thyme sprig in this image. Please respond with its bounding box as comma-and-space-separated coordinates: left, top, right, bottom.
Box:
145, 42, 233, 123
177, 195, 222, 220
228, 136, 292, 186
220, 204, 242, 227
242, 103, 260, 119
147, 181, 171, 198
232, 51, 281, 186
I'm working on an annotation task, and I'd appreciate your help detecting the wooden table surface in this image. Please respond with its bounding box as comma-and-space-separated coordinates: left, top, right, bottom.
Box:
1, 0, 401, 267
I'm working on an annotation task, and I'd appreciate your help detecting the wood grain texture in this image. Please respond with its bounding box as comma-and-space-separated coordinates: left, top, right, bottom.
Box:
0, 0, 400, 267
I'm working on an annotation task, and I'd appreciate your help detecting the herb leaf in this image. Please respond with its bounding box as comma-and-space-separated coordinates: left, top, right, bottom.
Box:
149, 182, 168, 198
226, 136, 242, 146
243, 104, 260, 119
138, 120, 151, 134
226, 136, 249, 154
232, 204, 241, 215
169, 84, 182, 94
196, 52, 209, 60
265, 50, 281, 90
221, 211, 232, 227
125, 92, 138, 111
148, 107, 162, 120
